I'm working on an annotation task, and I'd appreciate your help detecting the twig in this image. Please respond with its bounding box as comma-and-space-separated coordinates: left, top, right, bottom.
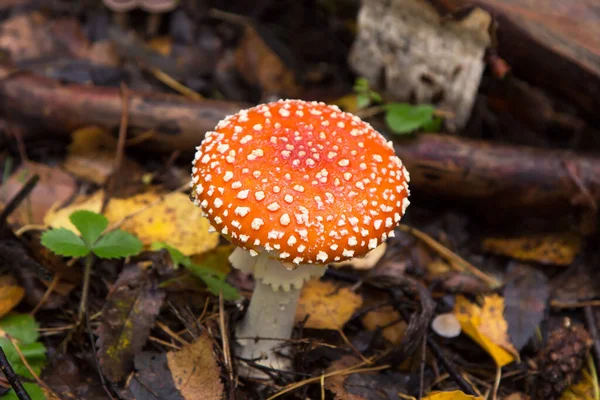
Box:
336, 328, 371, 364
219, 291, 235, 386
7, 336, 58, 399
589, 354, 600, 400
266, 360, 389, 400
419, 334, 426, 400
0, 346, 31, 400
156, 321, 188, 346
148, 336, 181, 350
397, 224, 500, 288
148, 67, 203, 100
0, 174, 39, 223
30, 273, 60, 316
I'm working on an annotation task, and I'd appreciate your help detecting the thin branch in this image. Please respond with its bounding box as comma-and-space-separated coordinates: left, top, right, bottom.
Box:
0, 346, 31, 400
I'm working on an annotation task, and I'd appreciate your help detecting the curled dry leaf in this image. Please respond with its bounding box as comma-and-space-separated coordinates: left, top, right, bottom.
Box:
482, 233, 582, 266
127, 352, 184, 400
295, 279, 363, 330
97, 265, 165, 382
0, 162, 76, 227
166, 332, 224, 400
332, 243, 387, 270
62, 126, 118, 185
454, 294, 518, 367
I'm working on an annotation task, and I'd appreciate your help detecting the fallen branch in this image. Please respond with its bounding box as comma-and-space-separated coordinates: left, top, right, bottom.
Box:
392, 132, 600, 216
0, 66, 246, 152
1, 67, 599, 215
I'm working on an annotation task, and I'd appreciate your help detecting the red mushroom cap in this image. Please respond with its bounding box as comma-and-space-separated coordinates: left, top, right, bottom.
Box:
190, 100, 410, 266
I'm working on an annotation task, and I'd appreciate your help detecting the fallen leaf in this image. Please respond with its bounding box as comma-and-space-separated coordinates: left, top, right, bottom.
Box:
361, 306, 406, 345
127, 352, 184, 400
295, 279, 363, 330
482, 233, 581, 266
104, 191, 220, 255
42, 353, 108, 400
504, 394, 530, 400
504, 263, 549, 350
97, 265, 165, 382
63, 126, 118, 185
189, 244, 235, 277
332, 243, 387, 270
46, 190, 220, 256
423, 391, 483, 400
44, 191, 104, 232
166, 332, 224, 400
454, 295, 517, 367
0, 162, 76, 227
560, 363, 595, 400
0, 275, 24, 319
235, 25, 300, 98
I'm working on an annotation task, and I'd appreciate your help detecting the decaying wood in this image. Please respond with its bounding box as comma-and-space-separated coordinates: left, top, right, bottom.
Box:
432, 0, 600, 115
1, 66, 599, 216
392, 132, 600, 215
349, 0, 491, 130
0, 66, 246, 152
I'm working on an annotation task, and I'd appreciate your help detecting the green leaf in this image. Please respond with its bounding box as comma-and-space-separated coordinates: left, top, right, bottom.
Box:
384, 103, 436, 134
421, 116, 443, 132
0, 314, 46, 380
356, 93, 371, 109
1, 382, 46, 400
202, 274, 239, 300
353, 77, 370, 92
92, 230, 143, 259
151, 241, 191, 269
69, 210, 108, 247
40, 228, 89, 257
369, 90, 382, 103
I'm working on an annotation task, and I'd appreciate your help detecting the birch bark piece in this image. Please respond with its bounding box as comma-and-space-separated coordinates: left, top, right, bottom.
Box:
349, 0, 491, 130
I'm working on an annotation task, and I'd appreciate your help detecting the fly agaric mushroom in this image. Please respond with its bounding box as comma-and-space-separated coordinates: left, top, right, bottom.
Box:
190, 99, 410, 377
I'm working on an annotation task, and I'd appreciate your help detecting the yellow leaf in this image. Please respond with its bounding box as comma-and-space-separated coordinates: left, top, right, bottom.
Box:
147, 36, 172, 56
44, 191, 104, 231
423, 391, 483, 400
561, 363, 596, 400
454, 295, 517, 367
104, 191, 220, 256
482, 233, 581, 266
361, 306, 406, 345
190, 244, 235, 276
331, 94, 360, 114
166, 332, 224, 400
0, 276, 24, 319
45, 190, 220, 256
295, 279, 363, 330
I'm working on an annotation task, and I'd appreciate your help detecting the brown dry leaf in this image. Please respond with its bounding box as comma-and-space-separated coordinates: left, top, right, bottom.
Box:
482, 233, 581, 266
504, 394, 530, 400
361, 306, 406, 345
63, 126, 118, 185
97, 265, 165, 382
104, 191, 220, 255
0, 275, 24, 319
147, 36, 172, 56
454, 295, 518, 367
423, 391, 484, 400
0, 162, 76, 227
166, 332, 224, 400
235, 25, 300, 98
295, 279, 363, 330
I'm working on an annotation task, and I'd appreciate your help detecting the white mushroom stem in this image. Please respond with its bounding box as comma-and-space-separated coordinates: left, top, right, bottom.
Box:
229, 248, 325, 378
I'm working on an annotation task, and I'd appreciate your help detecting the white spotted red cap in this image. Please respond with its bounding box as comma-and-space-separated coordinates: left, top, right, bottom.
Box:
190, 99, 410, 266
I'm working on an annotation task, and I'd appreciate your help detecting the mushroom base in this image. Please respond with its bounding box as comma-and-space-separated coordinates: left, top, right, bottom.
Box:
235, 278, 301, 378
